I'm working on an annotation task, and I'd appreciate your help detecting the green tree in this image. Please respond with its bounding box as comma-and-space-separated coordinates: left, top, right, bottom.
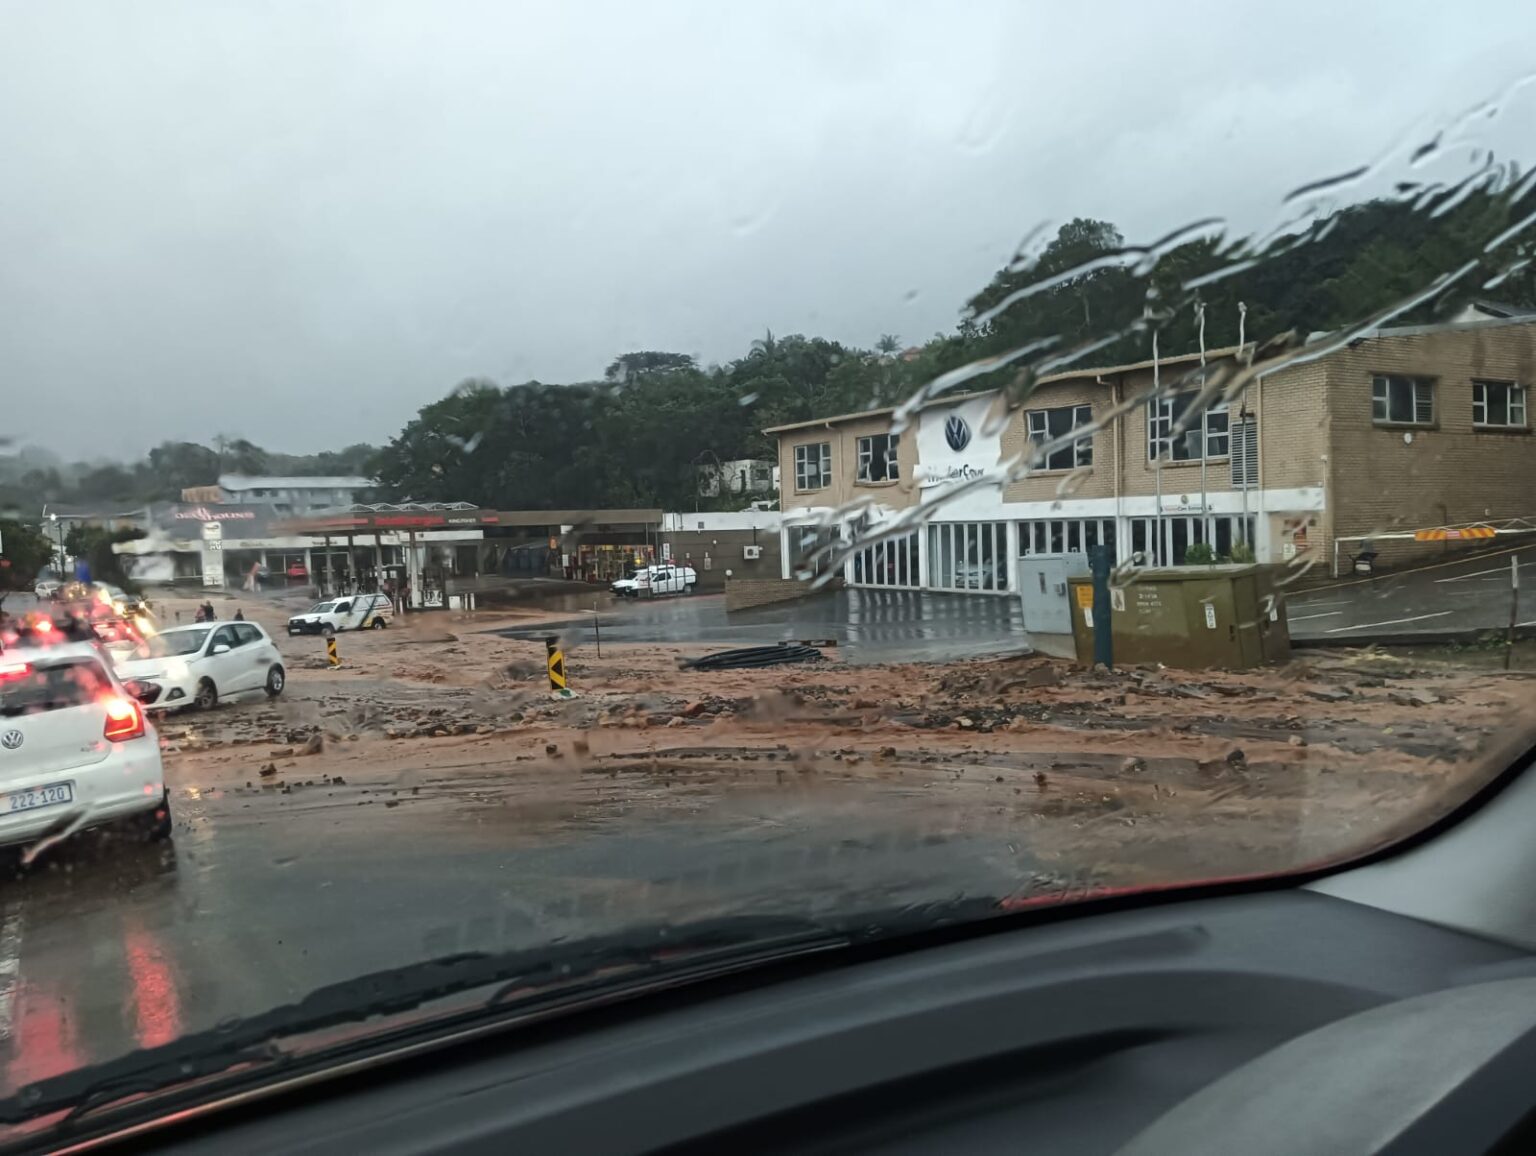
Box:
64, 525, 145, 591
0, 519, 54, 617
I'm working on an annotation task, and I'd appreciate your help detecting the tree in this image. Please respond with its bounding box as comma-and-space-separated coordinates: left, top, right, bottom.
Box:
0, 519, 53, 617
64, 525, 145, 591
604, 351, 698, 383
875, 334, 902, 357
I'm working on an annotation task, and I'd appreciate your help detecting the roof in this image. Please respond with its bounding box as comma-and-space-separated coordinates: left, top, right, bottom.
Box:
762, 345, 1249, 435
218, 474, 373, 491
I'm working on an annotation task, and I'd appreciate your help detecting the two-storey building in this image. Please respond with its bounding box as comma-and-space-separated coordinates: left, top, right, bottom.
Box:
770, 316, 1536, 593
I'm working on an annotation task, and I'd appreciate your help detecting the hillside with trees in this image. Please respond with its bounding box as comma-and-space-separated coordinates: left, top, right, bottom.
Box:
6, 181, 1535, 520
371, 182, 1536, 511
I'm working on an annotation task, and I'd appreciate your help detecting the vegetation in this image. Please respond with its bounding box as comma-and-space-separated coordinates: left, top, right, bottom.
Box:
0, 519, 55, 615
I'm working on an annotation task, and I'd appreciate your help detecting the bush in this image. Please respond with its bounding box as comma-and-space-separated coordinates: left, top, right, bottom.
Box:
1227, 541, 1256, 564
1182, 542, 1218, 566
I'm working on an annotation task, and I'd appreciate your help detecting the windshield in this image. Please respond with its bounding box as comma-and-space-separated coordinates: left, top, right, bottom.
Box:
140, 629, 209, 658
2, 1, 1536, 1138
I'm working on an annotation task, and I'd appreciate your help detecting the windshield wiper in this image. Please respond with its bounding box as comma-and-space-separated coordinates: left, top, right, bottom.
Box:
3, 898, 1004, 1133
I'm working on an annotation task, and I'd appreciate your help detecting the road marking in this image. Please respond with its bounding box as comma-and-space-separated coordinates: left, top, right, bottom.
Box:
1290, 599, 1351, 609
0, 902, 21, 1042
1436, 562, 1536, 583
1325, 611, 1454, 634
1288, 611, 1345, 622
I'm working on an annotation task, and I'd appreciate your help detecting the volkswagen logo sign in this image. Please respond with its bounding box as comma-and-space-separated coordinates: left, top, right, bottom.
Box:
0, 730, 22, 751
944, 413, 972, 452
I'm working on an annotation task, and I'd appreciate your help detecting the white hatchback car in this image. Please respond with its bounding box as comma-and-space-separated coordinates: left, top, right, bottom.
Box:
0, 642, 169, 848
115, 621, 287, 712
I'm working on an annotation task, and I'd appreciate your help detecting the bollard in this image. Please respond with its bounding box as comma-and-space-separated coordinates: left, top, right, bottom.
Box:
327, 635, 340, 669
545, 636, 567, 691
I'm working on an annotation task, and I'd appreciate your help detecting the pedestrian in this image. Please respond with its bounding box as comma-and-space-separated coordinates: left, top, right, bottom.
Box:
400, 579, 411, 614
234, 608, 245, 621
201, 600, 217, 622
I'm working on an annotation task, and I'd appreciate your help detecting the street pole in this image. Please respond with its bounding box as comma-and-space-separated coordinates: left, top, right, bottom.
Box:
1507, 553, 1520, 671
1196, 302, 1209, 553
593, 599, 602, 658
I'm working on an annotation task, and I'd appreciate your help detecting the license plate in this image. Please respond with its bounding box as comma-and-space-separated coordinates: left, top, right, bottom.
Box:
3, 783, 75, 814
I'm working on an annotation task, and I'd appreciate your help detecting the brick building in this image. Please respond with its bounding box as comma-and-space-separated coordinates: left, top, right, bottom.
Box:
769, 316, 1536, 593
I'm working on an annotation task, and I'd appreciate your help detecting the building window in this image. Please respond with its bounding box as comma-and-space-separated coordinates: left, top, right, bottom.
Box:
1148, 392, 1229, 460
1026, 404, 1093, 470
793, 442, 831, 491
1019, 518, 1117, 562
856, 433, 900, 483
1372, 374, 1435, 425
927, 522, 1008, 592
1472, 380, 1528, 429
850, 531, 920, 588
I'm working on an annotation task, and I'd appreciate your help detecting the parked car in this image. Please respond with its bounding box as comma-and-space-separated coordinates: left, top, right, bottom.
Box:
0, 639, 170, 848
286, 592, 393, 636
285, 562, 308, 581
33, 577, 62, 600
114, 622, 286, 712
610, 565, 698, 598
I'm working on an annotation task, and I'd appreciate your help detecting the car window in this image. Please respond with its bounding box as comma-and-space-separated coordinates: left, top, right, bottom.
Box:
0, 658, 112, 717
212, 626, 242, 650
334, 601, 352, 613
234, 624, 263, 646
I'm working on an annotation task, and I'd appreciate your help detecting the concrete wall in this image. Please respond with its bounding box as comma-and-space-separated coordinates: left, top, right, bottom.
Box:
723, 575, 836, 612
660, 528, 782, 592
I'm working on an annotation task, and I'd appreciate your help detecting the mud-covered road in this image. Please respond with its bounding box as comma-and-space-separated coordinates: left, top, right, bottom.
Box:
2, 590, 1533, 1095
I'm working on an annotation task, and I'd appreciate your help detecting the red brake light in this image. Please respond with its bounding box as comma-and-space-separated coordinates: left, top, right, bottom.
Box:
0, 662, 32, 681
103, 696, 145, 742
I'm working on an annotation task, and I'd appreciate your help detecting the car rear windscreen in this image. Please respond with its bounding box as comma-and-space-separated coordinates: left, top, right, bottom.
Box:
0, 660, 113, 717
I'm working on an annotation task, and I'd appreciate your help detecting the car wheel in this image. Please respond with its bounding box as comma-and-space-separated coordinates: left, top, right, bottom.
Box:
265, 664, 286, 697
194, 678, 218, 711
321, 624, 336, 637
371, 618, 387, 630
140, 790, 173, 842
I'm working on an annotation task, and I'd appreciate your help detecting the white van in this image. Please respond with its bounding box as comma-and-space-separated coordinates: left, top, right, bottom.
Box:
287, 593, 394, 636
610, 565, 698, 598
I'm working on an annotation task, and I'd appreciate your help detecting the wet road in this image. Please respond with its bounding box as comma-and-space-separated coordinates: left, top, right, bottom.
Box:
497, 588, 1030, 663
1287, 543, 1536, 642
0, 744, 1035, 1098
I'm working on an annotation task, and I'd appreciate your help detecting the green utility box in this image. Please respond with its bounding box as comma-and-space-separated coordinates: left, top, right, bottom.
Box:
1067, 564, 1292, 670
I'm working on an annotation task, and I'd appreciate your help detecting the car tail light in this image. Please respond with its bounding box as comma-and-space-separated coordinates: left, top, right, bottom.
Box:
103, 696, 146, 742
0, 661, 32, 681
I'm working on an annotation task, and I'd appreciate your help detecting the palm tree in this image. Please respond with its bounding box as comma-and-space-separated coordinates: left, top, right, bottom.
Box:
875, 333, 901, 357
748, 328, 778, 362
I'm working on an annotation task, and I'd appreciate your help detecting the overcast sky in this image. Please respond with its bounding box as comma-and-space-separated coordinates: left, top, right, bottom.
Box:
3, 1, 1535, 459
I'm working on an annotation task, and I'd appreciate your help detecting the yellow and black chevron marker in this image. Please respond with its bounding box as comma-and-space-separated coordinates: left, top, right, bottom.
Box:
545, 636, 567, 691
326, 636, 340, 669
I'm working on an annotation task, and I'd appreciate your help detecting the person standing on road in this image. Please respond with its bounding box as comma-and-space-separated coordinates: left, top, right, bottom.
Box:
400, 578, 411, 614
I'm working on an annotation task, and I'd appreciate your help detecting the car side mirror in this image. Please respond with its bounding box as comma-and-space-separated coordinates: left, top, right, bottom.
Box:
211, 643, 230, 655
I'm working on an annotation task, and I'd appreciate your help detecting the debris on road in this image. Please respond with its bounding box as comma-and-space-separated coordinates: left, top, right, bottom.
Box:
679, 644, 826, 671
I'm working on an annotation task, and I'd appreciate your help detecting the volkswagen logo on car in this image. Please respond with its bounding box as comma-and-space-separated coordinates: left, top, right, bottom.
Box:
1, 729, 22, 750
944, 413, 971, 452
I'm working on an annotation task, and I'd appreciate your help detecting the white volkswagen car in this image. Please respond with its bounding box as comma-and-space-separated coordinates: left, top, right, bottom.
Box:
114, 621, 287, 712
0, 641, 170, 849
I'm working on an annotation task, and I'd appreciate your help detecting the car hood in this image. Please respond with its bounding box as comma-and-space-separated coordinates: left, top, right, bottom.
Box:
115, 653, 189, 679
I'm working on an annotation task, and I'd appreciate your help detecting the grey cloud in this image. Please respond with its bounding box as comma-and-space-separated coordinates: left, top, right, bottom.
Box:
1, 0, 1533, 456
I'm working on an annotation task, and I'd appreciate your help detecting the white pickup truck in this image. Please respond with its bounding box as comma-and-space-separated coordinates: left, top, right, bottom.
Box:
610, 565, 698, 598
286, 593, 394, 636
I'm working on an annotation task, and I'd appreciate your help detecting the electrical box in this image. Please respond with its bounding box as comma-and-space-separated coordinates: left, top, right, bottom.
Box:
1067, 564, 1291, 670
1017, 553, 1090, 636
742, 545, 762, 560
